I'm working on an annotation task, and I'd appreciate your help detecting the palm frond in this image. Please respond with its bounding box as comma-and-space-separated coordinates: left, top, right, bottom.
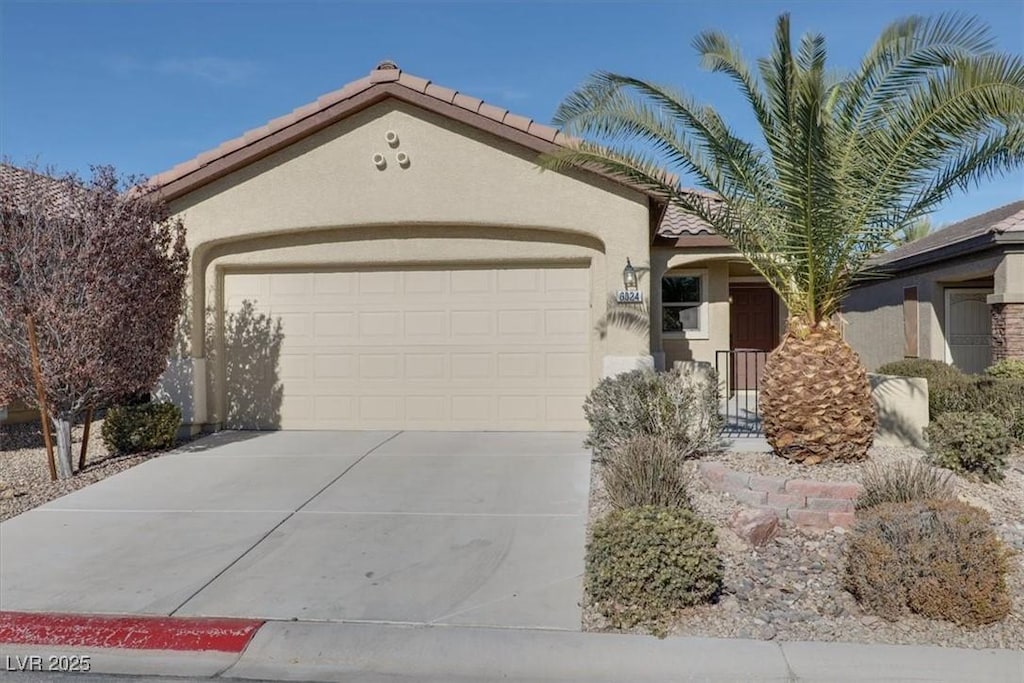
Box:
544, 12, 1024, 323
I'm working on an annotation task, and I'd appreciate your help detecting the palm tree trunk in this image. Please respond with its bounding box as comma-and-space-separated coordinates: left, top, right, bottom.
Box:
760, 319, 877, 463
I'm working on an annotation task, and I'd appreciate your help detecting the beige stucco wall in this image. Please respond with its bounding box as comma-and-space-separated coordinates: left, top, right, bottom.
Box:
868, 373, 929, 449
843, 251, 1003, 370
650, 248, 786, 371
165, 99, 652, 427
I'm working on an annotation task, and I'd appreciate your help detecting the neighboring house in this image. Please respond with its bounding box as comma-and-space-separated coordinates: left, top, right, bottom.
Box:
844, 202, 1024, 374
0, 163, 76, 427
153, 61, 787, 433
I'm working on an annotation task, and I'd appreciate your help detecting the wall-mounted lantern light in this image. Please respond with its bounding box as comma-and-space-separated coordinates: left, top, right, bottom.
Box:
616, 258, 643, 304
622, 258, 638, 291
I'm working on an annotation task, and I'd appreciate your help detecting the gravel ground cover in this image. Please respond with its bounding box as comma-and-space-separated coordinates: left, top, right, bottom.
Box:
584, 443, 1024, 649
0, 421, 165, 522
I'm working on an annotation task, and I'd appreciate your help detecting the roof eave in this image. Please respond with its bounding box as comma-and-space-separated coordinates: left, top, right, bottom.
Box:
865, 233, 1000, 276
652, 234, 734, 249
994, 230, 1024, 245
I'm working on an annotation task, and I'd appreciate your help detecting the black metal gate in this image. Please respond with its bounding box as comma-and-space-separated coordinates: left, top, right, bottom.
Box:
715, 350, 766, 435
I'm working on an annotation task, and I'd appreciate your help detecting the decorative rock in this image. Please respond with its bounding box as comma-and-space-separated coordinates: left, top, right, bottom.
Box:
729, 507, 780, 546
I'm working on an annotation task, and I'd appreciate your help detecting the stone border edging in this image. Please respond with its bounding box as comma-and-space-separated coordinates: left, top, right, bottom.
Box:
698, 462, 862, 529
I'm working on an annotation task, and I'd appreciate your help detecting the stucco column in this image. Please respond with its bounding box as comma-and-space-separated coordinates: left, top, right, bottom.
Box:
988, 250, 1024, 361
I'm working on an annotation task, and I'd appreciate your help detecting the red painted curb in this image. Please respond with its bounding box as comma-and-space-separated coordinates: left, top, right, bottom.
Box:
0, 611, 264, 652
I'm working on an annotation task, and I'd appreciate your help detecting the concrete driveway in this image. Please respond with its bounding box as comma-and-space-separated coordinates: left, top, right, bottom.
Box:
0, 431, 590, 630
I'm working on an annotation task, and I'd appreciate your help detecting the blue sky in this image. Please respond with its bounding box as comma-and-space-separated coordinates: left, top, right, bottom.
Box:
2, 0, 1022, 224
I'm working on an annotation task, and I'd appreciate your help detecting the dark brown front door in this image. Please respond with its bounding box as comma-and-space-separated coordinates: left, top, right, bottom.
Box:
729, 285, 779, 390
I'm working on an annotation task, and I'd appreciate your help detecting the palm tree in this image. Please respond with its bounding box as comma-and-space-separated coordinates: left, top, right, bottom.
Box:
545, 14, 1024, 463
894, 216, 934, 246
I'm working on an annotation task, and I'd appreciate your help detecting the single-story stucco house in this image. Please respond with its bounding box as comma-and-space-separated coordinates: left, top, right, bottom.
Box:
146, 61, 790, 434
3, 62, 1017, 435
844, 201, 1024, 374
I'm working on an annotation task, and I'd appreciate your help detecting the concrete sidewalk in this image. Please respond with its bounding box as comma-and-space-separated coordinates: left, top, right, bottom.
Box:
4, 621, 1021, 682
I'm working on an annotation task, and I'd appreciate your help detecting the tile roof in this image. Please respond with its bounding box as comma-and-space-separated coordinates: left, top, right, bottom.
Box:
0, 163, 80, 213
656, 197, 720, 237
150, 61, 569, 193
872, 200, 1024, 267
148, 60, 722, 239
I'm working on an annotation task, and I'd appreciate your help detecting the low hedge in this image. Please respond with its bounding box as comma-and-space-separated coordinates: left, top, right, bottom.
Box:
876, 358, 964, 385
925, 411, 1012, 482
101, 402, 182, 455
985, 359, 1024, 379
587, 506, 722, 635
929, 376, 1024, 444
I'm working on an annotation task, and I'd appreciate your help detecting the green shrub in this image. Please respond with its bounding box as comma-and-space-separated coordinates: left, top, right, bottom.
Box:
587, 506, 722, 634
927, 374, 974, 415
985, 358, 1024, 379
601, 435, 691, 511
101, 402, 181, 455
844, 499, 1012, 627
856, 459, 955, 511
972, 378, 1024, 444
924, 411, 1011, 482
876, 358, 963, 384
583, 367, 722, 461
928, 376, 1024, 445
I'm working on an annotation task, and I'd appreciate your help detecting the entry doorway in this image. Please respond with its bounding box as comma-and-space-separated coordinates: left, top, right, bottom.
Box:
944, 287, 993, 374
729, 284, 779, 391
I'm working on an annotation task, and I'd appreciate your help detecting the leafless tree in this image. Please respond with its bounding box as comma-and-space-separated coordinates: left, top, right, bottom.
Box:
0, 164, 188, 478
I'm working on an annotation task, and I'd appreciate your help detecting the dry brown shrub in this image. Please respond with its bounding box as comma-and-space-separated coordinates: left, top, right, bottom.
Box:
844, 499, 1013, 627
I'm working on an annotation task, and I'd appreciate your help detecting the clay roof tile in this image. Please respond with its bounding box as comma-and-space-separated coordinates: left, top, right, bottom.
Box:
424, 83, 458, 104
397, 72, 431, 93
502, 112, 533, 133
477, 102, 508, 123
527, 121, 559, 143
369, 67, 400, 84
451, 92, 484, 114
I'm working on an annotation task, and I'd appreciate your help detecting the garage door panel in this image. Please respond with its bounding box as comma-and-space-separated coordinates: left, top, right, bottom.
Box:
314, 396, 355, 420
497, 269, 541, 292
358, 311, 402, 337
450, 311, 493, 338
405, 354, 446, 379
404, 270, 445, 294
404, 311, 447, 337
313, 272, 356, 295
223, 266, 590, 430
544, 268, 588, 293
450, 270, 494, 294
358, 271, 401, 295
498, 310, 540, 336
313, 312, 356, 338
451, 353, 492, 380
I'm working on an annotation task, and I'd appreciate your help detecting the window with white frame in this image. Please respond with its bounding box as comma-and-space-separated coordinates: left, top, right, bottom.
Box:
662, 271, 707, 336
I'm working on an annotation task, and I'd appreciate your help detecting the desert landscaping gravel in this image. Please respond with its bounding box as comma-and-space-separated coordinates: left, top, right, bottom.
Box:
0, 421, 163, 522
585, 443, 1024, 649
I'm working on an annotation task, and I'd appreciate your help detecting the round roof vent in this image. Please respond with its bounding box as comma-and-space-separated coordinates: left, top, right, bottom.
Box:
374, 60, 399, 71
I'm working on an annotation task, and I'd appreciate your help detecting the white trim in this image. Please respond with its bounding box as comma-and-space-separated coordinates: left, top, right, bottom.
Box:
943, 287, 991, 367
661, 269, 709, 340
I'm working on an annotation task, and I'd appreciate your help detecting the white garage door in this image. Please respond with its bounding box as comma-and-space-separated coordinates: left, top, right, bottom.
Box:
945, 288, 993, 374
222, 266, 591, 430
